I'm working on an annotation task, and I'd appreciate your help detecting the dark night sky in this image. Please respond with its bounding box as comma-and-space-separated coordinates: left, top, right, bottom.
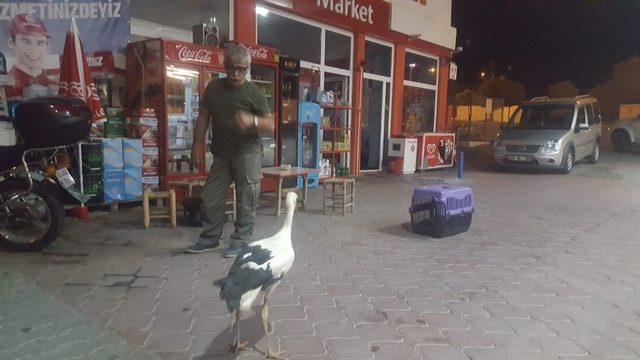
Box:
451, 0, 640, 96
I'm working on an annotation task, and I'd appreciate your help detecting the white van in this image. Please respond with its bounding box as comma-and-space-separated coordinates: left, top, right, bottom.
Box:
492, 96, 602, 173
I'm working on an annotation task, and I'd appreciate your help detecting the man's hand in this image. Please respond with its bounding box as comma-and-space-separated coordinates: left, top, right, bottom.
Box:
235, 109, 256, 130
191, 144, 202, 169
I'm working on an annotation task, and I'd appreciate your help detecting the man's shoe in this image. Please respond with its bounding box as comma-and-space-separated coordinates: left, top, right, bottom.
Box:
223, 245, 244, 258
184, 241, 220, 254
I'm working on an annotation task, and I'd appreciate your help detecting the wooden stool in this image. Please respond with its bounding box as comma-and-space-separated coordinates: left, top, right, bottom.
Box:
225, 183, 237, 222
323, 177, 355, 216
169, 180, 237, 222
143, 189, 177, 229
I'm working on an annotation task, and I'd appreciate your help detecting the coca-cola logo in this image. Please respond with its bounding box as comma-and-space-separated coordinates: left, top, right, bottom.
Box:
247, 46, 269, 60
177, 45, 213, 64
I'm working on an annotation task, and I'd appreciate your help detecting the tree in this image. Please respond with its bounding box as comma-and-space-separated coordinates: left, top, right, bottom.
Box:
477, 78, 526, 105
547, 81, 579, 98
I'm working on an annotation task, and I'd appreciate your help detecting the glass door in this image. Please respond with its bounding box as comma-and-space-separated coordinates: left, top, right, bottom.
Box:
250, 64, 277, 167
361, 78, 384, 171
165, 65, 200, 175
361, 38, 393, 172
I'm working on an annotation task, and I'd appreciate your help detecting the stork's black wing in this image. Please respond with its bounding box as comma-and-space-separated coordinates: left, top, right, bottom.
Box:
213, 244, 276, 313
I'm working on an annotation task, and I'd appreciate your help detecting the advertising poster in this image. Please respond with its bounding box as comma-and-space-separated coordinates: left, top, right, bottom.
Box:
0, 1, 130, 101
424, 133, 455, 169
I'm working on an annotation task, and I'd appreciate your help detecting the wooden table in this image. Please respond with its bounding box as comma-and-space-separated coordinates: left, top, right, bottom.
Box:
261, 167, 319, 216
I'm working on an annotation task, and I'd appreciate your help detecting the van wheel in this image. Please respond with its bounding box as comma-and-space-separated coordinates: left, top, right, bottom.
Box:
561, 148, 574, 174
587, 142, 600, 164
612, 130, 631, 152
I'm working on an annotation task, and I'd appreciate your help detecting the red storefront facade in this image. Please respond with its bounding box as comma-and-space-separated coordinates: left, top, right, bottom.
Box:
232, 0, 455, 175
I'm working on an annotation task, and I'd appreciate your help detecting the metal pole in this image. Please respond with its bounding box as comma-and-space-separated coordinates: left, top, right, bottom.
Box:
467, 92, 472, 140
457, 150, 464, 179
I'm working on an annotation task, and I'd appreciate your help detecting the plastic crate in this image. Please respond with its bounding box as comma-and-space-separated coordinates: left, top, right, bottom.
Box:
409, 185, 473, 238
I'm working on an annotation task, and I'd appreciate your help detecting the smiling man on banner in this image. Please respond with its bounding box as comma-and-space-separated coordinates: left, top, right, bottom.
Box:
6, 13, 57, 101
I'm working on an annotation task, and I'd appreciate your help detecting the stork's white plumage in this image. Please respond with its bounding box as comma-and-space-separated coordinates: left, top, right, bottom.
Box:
214, 191, 297, 359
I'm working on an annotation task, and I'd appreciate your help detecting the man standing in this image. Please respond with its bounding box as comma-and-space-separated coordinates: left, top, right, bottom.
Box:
185, 44, 273, 257
6, 13, 56, 101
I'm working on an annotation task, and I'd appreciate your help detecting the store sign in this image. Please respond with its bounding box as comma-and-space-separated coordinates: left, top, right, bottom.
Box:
449, 62, 457, 80
293, 0, 390, 33
0, 0, 130, 101
413, 0, 428, 5
165, 41, 224, 67
316, 0, 374, 24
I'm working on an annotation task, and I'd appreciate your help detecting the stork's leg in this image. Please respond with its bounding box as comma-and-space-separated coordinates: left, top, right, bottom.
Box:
261, 294, 286, 359
229, 311, 248, 354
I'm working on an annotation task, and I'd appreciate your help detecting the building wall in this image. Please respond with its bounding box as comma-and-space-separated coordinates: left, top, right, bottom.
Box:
387, 0, 456, 50
235, 0, 455, 174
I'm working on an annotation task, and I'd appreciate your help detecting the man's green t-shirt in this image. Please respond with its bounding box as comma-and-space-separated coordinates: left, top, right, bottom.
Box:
202, 78, 270, 155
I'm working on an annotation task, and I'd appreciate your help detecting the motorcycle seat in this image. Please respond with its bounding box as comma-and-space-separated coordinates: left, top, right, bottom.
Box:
0, 144, 28, 172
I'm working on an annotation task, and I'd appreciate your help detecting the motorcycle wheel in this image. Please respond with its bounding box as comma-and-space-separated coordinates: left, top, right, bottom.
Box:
0, 179, 64, 252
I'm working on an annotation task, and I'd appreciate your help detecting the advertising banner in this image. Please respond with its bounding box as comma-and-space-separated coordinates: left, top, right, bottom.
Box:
420, 133, 455, 170
0, 1, 130, 101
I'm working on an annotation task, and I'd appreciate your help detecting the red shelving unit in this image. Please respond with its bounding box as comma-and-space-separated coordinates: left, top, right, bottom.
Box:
320, 103, 352, 179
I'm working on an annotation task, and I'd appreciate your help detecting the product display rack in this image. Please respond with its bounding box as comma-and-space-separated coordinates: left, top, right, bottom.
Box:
320, 103, 352, 178
76, 140, 103, 206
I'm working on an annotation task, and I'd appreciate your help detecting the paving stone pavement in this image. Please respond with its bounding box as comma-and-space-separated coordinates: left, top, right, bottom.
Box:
2, 151, 640, 360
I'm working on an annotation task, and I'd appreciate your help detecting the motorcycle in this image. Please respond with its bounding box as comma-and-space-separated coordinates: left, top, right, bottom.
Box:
0, 96, 93, 251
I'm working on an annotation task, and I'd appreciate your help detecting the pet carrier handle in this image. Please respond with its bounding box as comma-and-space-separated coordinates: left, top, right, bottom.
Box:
409, 202, 434, 214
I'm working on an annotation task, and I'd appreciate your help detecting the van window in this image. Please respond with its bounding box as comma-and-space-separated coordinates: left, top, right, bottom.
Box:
576, 106, 587, 126
590, 103, 601, 124
511, 108, 522, 126
508, 105, 574, 130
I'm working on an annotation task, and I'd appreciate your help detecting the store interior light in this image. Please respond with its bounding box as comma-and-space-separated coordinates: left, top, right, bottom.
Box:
409, 63, 416, 68
256, 6, 270, 17
429, 67, 436, 73
167, 67, 199, 78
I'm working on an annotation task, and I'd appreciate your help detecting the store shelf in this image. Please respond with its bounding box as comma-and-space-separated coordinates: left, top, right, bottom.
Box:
252, 79, 273, 85
321, 126, 351, 131
321, 149, 350, 154
320, 104, 352, 110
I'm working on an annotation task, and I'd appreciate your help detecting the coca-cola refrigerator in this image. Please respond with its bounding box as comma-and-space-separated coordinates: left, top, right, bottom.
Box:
126, 39, 279, 192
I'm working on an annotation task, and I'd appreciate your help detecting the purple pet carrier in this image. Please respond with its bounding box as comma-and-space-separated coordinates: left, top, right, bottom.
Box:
409, 185, 474, 238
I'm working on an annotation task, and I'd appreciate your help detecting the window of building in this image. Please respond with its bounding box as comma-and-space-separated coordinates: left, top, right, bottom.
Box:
364, 40, 392, 77
257, 12, 322, 63
325, 30, 351, 70
403, 50, 438, 133
403, 86, 436, 133
257, 7, 353, 106
404, 52, 438, 85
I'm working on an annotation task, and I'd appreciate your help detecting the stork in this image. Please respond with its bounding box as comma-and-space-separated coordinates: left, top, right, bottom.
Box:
214, 191, 297, 359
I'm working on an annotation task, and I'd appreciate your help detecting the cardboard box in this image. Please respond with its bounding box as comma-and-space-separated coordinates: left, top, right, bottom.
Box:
129, 108, 156, 118
105, 107, 125, 119
102, 138, 123, 170
123, 139, 143, 169
124, 168, 142, 200
103, 170, 125, 202
127, 117, 158, 147
142, 176, 160, 191
142, 147, 159, 176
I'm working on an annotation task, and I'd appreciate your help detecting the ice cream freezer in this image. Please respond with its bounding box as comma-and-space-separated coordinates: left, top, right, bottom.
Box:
413, 132, 456, 171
